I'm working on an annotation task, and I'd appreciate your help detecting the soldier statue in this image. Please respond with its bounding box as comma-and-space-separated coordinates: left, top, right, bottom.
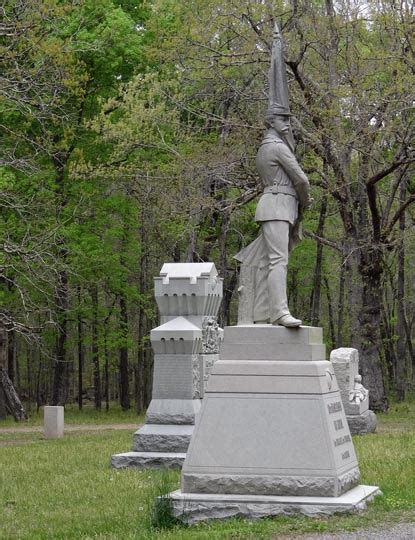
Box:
235, 24, 311, 327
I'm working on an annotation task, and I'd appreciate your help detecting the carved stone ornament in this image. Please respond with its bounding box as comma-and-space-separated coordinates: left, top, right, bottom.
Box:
202, 317, 220, 354
348, 374, 369, 405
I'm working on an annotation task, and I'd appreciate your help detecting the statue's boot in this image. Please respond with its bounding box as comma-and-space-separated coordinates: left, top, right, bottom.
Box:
272, 314, 302, 327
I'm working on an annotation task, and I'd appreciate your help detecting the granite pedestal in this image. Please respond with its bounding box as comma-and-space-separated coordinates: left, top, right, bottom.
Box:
170, 325, 380, 522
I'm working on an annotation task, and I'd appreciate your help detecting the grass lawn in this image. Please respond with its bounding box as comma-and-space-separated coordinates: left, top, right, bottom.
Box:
1, 401, 414, 539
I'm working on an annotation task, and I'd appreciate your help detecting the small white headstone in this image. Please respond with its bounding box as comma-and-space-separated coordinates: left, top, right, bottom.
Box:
44, 406, 64, 438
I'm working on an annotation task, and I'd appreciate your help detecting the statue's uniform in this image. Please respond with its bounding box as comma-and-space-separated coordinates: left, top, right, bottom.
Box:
236, 131, 310, 323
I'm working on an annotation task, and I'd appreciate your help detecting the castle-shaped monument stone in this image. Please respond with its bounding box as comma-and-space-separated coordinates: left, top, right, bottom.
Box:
112, 263, 222, 469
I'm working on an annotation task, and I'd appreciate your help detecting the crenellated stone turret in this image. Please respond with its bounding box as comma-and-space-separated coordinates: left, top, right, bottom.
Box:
111, 263, 223, 469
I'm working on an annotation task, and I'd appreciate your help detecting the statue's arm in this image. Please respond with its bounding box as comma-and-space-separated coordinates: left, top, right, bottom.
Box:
276, 144, 311, 208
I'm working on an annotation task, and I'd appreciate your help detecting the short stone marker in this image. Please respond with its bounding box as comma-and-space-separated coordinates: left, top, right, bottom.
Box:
44, 406, 64, 438
111, 262, 223, 469
330, 348, 377, 434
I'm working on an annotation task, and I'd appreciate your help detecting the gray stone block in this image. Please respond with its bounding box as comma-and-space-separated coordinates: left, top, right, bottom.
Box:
154, 263, 223, 326
44, 405, 64, 439
206, 369, 339, 395
219, 342, 326, 361
223, 325, 323, 345
169, 485, 382, 524
212, 359, 331, 377
347, 400, 369, 415
111, 451, 185, 469
182, 467, 360, 497
181, 325, 362, 503
151, 317, 202, 354
151, 354, 199, 400
330, 348, 359, 412
133, 424, 193, 453
183, 389, 359, 497
347, 410, 377, 434
145, 399, 201, 425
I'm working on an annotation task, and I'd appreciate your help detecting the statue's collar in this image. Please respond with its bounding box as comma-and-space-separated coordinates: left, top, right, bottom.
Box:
261, 128, 285, 144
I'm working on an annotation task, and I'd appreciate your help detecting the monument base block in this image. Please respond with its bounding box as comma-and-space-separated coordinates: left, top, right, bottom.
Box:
347, 410, 377, 435
133, 424, 193, 453
111, 451, 185, 469
175, 325, 380, 522
169, 485, 382, 524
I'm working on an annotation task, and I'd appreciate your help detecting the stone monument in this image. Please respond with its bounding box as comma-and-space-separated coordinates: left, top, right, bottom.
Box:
111, 263, 223, 469
169, 24, 380, 522
330, 348, 377, 435
44, 405, 64, 439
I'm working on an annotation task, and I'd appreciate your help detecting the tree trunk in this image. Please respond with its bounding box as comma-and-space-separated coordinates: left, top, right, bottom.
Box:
91, 285, 101, 410
0, 384, 6, 419
144, 340, 153, 409
222, 271, 238, 327
119, 294, 130, 411
288, 268, 299, 317
395, 178, 408, 400
136, 209, 148, 413
358, 247, 388, 411
36, 348, 43, 410
0, 324, 8, 419
7, 330, 15, 383
324, 275, 336, 350
104, 319, 110, 412
309, 196, 328, 326
0, 368, 27, 421
218, 212, 229, 326
52, 271, 68, 405
337, 258, 346, 346
0, 322, 27, 421
380, 301, 397, 382
77, 288, 84, 410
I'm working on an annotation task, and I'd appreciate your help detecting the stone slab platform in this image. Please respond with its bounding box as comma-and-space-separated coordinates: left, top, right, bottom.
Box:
133, 424, 193, 453
169, 485, 381, 524
111, 451, 185, 469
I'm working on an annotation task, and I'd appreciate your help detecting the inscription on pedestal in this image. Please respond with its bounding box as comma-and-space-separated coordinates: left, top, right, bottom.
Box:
328, 401, 342, 414
342, 450, 350, 460
333, 434, 351, 447
334, 419, 344, 431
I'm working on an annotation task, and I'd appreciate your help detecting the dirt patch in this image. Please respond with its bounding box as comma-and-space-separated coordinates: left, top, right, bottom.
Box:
0, 423, 142, 446
0, 423, 141, 434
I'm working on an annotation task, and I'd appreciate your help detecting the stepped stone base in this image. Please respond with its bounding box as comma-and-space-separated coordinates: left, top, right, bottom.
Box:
111, 423, 193, 469
111, 451, 186, 469
133, 424, 193, 453
169, 485, 382, 524
347, 410, 377, 435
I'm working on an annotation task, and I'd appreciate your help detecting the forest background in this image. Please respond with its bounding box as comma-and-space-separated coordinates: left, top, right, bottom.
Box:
1, 0, 414, 418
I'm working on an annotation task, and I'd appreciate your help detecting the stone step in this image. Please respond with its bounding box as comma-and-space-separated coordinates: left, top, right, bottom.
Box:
169, 485, 382, 524
111, 451, 186, 469
133, 424, 193, 453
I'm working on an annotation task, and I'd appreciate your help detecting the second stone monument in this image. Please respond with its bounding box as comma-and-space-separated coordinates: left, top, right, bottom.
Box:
112, 262, 222, 469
